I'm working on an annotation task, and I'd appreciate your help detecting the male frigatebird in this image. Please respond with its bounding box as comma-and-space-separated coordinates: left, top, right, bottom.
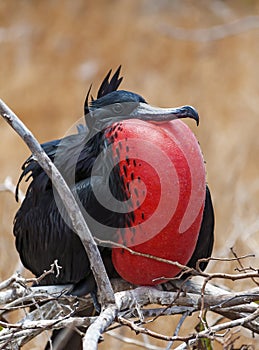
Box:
14, 67, 214, 296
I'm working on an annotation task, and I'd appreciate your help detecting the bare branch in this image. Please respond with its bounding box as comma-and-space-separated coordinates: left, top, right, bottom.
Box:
106, 330, 164, 350
0, 271, 258, 348
159, 16, 259, 42
0, 176, 25, 202
118, 307, 259, 347
82, 304, 117, 350
95, 238, 192, 273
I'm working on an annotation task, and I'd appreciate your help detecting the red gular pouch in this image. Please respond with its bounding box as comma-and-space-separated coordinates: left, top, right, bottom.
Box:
107, 119, 206, 285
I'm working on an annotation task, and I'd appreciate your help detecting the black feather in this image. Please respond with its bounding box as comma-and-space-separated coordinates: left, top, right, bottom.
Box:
84, 66, 123, 117
83, 83, 92, 116
97, 66, 122, 98
186, 185, 214, 272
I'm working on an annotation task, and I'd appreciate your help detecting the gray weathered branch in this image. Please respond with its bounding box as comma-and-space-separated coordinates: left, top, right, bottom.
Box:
159, 15, 259, 42
0, 273, 258, 348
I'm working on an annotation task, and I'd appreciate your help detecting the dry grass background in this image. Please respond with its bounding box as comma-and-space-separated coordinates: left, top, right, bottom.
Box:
0, 0, 259, 349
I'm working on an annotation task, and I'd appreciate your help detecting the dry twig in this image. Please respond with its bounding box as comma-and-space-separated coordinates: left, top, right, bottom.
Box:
159, 16, 259, 42
0, 176, 25, 202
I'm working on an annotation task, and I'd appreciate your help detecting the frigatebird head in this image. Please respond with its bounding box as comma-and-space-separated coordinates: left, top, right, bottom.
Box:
87, 90, 199, 131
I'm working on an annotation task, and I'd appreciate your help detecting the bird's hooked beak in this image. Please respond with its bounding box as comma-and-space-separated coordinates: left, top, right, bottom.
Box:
131, 103, 199, 126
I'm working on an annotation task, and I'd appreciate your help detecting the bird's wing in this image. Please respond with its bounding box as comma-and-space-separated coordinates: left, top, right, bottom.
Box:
14, 172, 118, 294
15, 130, 94, 203
14, 183, 91, 287
186, 185, 215, 271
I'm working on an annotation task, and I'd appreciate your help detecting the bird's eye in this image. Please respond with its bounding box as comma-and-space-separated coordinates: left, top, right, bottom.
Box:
112, 103, 123, 114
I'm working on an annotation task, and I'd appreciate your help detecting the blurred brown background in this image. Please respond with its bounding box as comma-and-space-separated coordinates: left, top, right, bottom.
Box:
0, 0, 259, 349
